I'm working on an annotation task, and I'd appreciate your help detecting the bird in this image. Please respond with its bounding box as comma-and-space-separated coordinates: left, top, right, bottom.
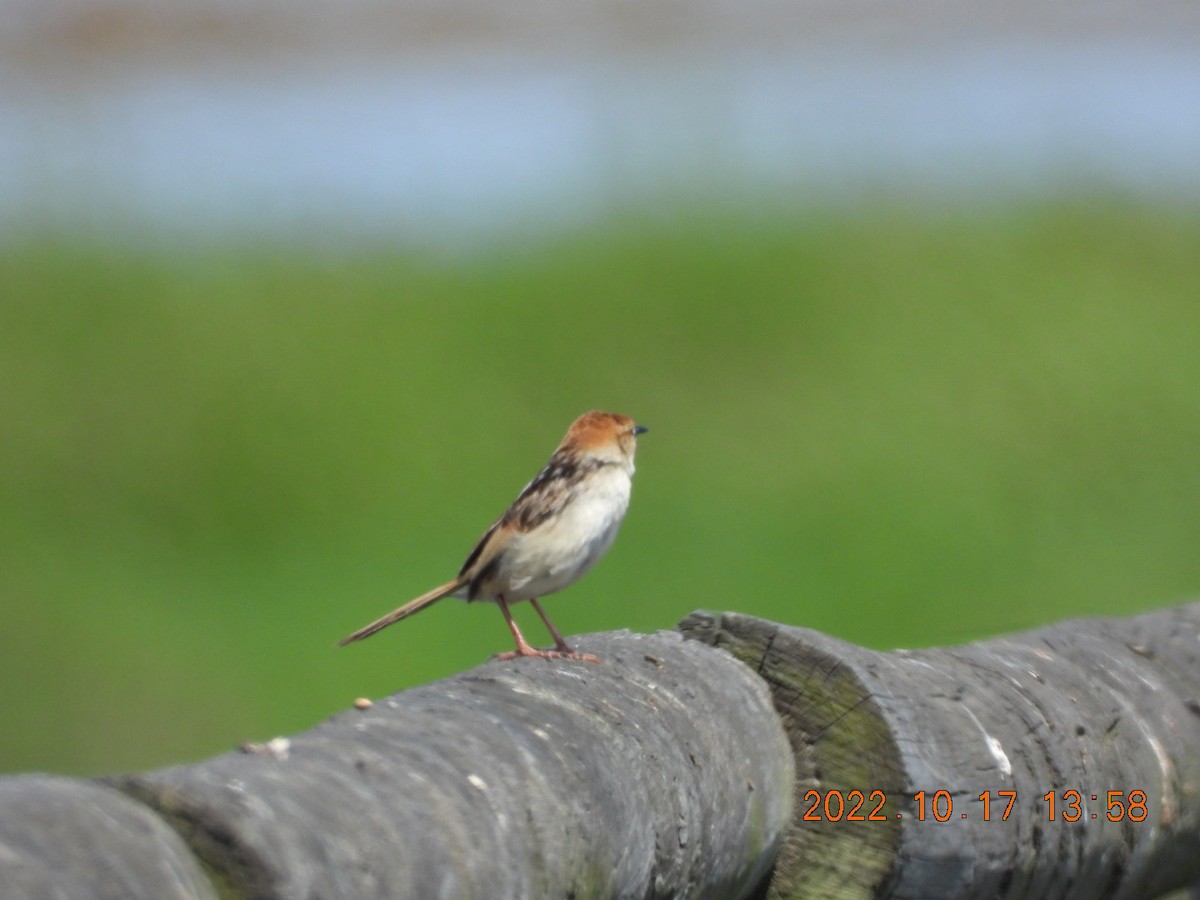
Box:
338, 411, 647, 662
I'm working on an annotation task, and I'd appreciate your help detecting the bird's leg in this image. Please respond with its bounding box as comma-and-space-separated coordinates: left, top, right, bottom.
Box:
531, 598, 600, 664
529, 597, 575, 652
493, 595, 541, 657
493, 596, 600, 663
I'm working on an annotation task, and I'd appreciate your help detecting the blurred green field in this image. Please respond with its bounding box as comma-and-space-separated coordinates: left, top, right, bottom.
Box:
3, 197, 1199, 776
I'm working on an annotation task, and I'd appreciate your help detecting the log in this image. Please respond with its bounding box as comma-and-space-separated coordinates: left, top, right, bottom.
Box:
6, 605, 1200, 898
16, 630, 791, 900
679, 603, 1200, 900
0, 775, 217, 900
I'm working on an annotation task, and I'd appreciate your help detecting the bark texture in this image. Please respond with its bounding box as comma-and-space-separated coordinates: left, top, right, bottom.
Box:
0, 775, 217, 900
0, 630, 791, 900
680, 603, 1200, 900
6, 604, 1199, 899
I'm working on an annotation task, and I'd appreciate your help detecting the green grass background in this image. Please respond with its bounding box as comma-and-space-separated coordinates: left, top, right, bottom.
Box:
3, 196, 1199, 776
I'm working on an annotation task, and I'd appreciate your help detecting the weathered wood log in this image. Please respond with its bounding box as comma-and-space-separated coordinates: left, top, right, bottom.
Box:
5, 604, 1200, 899
680, 603, 1200, 900
0, 630, 793, 900
0, 775, 217, 900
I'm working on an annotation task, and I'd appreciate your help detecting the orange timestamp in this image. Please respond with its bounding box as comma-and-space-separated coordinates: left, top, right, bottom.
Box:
1042, 790, 1148, 822
799, 789, 1150, 822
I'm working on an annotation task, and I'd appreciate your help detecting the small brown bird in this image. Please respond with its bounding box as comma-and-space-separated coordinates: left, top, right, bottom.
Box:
338, 411, 647, 662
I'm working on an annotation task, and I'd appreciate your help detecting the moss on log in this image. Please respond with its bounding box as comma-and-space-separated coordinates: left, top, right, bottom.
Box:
680, 603, 1200, 900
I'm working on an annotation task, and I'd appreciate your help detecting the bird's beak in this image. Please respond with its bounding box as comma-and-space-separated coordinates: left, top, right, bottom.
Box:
633, 424, 649, 436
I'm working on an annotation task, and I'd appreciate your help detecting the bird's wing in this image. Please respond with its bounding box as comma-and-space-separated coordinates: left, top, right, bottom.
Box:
458, 518, 505, 585
505, 456, 598, 530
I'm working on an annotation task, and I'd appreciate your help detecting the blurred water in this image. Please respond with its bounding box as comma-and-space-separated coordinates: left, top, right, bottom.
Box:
2, 39, 1198, 246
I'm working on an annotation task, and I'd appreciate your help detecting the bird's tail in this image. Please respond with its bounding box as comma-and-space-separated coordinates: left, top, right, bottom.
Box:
337, 576, 468, 646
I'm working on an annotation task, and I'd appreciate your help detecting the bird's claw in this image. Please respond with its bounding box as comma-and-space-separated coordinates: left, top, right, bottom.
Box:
495, 646, 601, 664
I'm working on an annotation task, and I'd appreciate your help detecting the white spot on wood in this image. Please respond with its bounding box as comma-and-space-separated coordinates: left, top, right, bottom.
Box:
240, 738, 292, 759
467, 773, 488, 791
986, 735, 1012, 777
962, 705, 1011, 778
1147, 734, 1176, 825
265, 737, 291, 759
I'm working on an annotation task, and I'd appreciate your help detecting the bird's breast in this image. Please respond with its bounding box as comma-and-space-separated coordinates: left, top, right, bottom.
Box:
488, 467, 631, 601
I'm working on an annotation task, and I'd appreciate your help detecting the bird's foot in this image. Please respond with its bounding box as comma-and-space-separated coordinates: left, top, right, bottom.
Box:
495, 644, 601, 664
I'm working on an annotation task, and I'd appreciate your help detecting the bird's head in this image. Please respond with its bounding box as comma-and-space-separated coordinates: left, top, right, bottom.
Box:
559, 410, 647, 472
